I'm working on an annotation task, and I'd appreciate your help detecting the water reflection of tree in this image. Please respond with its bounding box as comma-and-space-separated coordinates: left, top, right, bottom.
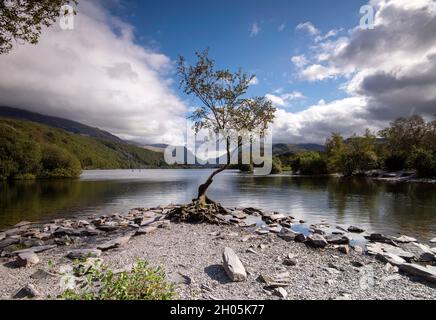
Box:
326, 178, 379, 221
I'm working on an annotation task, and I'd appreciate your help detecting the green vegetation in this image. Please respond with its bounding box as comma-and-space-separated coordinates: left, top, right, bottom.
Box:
291, 151, 328, 175
0, 118, 166, 180
61, 259, 176, 300
276, 116, 435, 178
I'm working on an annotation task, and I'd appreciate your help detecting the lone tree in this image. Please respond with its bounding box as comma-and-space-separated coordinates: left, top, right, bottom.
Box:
0, 0, 77, 54
177, 50, 276, 209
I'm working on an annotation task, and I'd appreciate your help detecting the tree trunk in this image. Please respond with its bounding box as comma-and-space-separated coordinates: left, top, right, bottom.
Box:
196, 137, 231, 206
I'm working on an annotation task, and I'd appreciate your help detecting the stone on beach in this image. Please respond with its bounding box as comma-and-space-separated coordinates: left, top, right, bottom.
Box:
347, 226, 365, 233
326, 234, 350, 245
16, 252, 40, 267
398, 264, 436, 283
13, 284, 40, 299
97, 234, 132, 251
366, 242, 415, 261
13, 245, 57, 255
222, 247, 247, 282
278, 228, 299, 242
394, 235, 417, 243
135, 226, 158, 236
306, 234, 328, 248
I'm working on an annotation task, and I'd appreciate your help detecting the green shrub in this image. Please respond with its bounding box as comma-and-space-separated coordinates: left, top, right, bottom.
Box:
412, 148, 436, 178
384, 155, 407, 172
271, 157, 282, 174
61, 259, 176, 300
292, 151, 328, 175
40, 144, 82, 178
0, 123, 41, 179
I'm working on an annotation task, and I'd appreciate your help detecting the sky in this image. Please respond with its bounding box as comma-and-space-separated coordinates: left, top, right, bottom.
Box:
0, 0, 435, 145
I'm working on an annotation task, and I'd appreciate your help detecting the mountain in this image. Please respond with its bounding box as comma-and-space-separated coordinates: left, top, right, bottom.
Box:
273, 143, 325, 156
0, 118, 167, 170
0, 106, 124, 143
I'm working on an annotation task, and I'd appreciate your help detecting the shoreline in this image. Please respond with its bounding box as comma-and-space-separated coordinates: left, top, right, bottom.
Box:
0, 204, 435, 300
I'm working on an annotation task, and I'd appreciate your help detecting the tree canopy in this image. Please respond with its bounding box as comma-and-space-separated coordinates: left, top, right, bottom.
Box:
0, 0, 77, 54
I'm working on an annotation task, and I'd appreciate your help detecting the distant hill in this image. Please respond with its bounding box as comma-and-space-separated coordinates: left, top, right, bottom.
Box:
0, 106, 124, 143
0, 118, 167, 170
273, 143, 325, 156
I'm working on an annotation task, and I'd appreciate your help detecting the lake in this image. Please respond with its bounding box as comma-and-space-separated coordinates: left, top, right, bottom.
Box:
1, 169, 435, 240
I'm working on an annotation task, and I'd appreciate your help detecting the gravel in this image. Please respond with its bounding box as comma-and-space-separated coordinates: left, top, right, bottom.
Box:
1, 221, 435, 300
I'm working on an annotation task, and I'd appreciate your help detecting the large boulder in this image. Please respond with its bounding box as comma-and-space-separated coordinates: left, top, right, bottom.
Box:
16, 252, 40, 268
399, 264, 436, 283
366, 242, 415, 261
222, 247, 247, 282
402, 243, 435, 262
306, 234, 328, 248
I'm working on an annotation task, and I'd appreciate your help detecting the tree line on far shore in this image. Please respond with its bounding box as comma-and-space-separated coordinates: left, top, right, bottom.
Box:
269, 115, 436, 178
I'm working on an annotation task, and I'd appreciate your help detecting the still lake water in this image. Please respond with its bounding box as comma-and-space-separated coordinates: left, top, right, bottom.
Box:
1, 169, 435, 240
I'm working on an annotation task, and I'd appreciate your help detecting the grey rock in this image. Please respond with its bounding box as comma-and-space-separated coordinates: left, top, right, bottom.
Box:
326, 235, 350, 245
53, 227, 77, 237
97, 234, 132, 251
96, 224, 119, 232
398, 263, 436, 283
278, 229, 299, 242
256, 229, 270, 235
13, 245, 57, 255
430, 238, 436, 244
0, 238, 20, 249
259, 272, 291, 288
222, 247, 247, 282
13, 284, 40, 299
283, 258, 297, 266
366, 242, 414, 261
232, 211, 248, 219
16, 252, 40, 267
269, 213, 287, 222
394, 235, 417, 243
402, 242, 435, 262
338, 245, 350, 255
0, 232, 5, 241
347, 226, 365, 233
135, 226, 158, 236
376, 252, 406, 266
384, 263, 399, 274
171, 272, 192, 285
79, 229, 101, 237
274, 287, 288, 299
306, 234, 328, 248
67, 249, 102, 260
295, 233, 307, 243
365, 233, 397, 246
14, 221, 32, 228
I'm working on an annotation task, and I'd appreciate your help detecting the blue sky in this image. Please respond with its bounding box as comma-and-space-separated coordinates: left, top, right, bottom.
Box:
112, 0, 367, 111
1, 0, 434, 145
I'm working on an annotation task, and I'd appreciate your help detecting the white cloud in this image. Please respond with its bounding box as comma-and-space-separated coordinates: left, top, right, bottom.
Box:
296, 22, 320, 36
300, 64, 340, 81
0, 0, 188, 145
250, 22, 261, 37
278, 24, 286, 32
278, 0, 436, 143
266, 91, 305, 107
291, 55, 308, 68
